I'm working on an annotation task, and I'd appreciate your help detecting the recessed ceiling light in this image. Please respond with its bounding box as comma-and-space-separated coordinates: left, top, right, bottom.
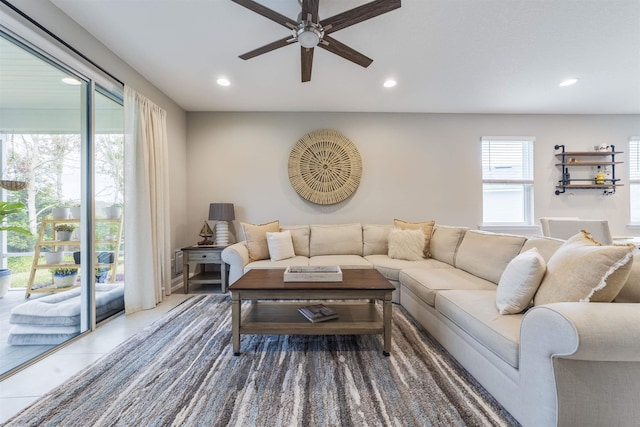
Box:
559, 78, 579, 87
383, 79, 397, 88
61, 77, 81, 86
217, 78, 231, 87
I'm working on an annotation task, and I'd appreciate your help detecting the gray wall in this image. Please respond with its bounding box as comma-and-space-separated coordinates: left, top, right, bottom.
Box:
187, 112, 640, 241
4, 0, 190, 253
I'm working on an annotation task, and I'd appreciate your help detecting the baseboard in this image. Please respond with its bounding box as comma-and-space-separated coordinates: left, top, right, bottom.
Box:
170, 276, 183, 293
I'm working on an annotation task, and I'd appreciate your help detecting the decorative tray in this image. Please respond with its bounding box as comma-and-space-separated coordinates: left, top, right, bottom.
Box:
283, 265, 343, 282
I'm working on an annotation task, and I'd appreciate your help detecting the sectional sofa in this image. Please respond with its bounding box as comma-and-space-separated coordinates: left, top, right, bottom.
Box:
221, 222, 640, 427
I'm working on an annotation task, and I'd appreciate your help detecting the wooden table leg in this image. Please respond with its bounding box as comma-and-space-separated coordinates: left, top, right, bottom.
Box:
183, 262, 189, 294
383, 292, 392, 356
232, 292, 241, 355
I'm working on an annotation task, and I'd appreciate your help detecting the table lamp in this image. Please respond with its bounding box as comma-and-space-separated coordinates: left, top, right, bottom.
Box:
209, 203, 235, 245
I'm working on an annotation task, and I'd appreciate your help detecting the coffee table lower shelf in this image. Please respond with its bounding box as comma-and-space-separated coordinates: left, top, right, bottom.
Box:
234, 301, 388, 355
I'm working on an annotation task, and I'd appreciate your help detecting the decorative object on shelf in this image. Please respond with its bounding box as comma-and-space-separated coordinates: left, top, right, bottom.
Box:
288, 129, 362, 205
298, 304, 339, 323
51, 267, 78, 289
104, 204, 122, 219
52, 207, 71, 219
0, 180, 28, 191
43, 249, 64, 265
198, 221, 214, 246
554, 144, 623, 195
55, 223, 76, 241
209, 203, 235, 245
70, 205, 81, 219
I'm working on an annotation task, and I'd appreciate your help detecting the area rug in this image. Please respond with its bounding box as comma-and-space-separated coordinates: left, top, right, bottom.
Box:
4, 295, 519, 427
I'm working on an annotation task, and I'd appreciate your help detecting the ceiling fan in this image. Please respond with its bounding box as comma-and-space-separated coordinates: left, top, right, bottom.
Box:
231, 0, 402, 82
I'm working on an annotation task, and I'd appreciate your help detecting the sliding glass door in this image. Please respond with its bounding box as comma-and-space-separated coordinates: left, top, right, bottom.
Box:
0, 28, 124, 378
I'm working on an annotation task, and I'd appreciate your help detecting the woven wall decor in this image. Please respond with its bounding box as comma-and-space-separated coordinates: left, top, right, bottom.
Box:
288, 129, 363, 205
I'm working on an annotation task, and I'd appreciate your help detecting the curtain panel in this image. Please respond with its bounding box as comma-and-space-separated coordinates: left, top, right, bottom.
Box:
124, 86, 172, 313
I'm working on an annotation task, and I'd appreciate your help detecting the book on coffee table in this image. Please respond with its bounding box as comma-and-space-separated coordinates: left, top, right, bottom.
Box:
298, 304, 339, 323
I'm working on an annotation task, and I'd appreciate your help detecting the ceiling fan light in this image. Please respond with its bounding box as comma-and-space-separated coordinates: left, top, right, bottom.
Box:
298, 29, 320, 48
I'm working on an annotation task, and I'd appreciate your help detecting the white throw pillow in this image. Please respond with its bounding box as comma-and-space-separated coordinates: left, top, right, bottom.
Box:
496, 248, 546, 314
266, 230, 296, 262
387, 228, 425, 261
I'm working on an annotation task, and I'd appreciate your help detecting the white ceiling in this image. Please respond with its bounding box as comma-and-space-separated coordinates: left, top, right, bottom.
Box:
48, 0, 640, 114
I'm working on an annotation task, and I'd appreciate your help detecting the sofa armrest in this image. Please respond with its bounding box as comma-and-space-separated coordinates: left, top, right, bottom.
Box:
519, 303, 640, 427
221, 241, 250, 285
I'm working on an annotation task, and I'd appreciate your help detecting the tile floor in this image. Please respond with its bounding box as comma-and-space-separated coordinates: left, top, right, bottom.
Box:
0, 292, 193, 423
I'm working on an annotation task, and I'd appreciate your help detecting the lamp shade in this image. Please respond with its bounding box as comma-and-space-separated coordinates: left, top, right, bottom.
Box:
208, 203, 235, 221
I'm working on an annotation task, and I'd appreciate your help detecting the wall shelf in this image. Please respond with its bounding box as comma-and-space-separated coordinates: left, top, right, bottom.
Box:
554, 144, 623, 195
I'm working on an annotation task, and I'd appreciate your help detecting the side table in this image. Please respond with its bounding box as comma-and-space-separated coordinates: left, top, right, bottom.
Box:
182, 245, 228, 294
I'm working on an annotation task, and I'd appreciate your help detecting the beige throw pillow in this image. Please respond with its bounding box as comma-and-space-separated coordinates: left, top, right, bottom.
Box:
496, 248, 546, 314
394, 219, 436, 258
241, 220, 280, 261
388, 228, 425, 261
533, 231, 635, 305
266, 230, 296, 261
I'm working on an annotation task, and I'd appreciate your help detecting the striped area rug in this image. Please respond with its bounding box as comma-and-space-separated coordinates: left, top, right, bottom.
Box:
5, 295, 519, 426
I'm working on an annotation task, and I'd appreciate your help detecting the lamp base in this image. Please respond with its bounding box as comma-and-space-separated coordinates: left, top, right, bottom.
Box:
215, 221, 230, 246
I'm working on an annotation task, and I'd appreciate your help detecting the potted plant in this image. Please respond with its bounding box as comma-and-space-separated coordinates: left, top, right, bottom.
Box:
55, 223, 76, 241
0, 201, 31, 297
104, 203, 122, 219
42, 247, 64, 264
52, 206, 71, 219
51, 267, 78, 288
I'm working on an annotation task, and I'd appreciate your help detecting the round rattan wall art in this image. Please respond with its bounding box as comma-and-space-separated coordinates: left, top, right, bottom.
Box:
288, 129, 363, 205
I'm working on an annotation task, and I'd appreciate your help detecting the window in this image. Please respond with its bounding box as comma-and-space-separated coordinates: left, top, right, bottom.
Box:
630, 138, 640, 223
482, 137, 534, 225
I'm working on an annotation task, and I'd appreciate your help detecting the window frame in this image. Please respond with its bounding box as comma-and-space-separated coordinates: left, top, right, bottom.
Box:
481, 136, 535, 226
629, 137, 640, 224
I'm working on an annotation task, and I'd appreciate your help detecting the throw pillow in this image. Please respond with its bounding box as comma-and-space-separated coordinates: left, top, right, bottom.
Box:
388, 228, 426, 261
266, 230, 296, 262
394, 219, 436, 258
533, 230, 635, 305
495, 248, 546, 314
240, 220, 280, 262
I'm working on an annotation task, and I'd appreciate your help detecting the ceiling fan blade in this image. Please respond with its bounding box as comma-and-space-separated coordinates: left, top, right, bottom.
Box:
231, 0, 297, 28
321, 0, 401, 34
239, 37, 292, 60
301, 0, 320, 23
318, 35, 373, 68
301, 46, 314, 82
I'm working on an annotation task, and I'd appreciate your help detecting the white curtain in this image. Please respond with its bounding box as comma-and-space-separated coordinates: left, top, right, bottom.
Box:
123, 85, 172, 314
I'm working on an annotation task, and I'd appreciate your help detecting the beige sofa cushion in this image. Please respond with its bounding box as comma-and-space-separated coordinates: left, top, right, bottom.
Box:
455, 230, 527, 284
520, 236, 563, 263
430, 225, 468, 266
534, 231, 635, 304
266, 230, 295, 261
241, 220, 280, 261
280, 225, 310, 257
616, 253, 640, 303
394, 219, 436, 257
364, 255, 447, 282
496, 248, 546, 314
363, 224, 392, 256
309, 255, 373, 269
310, 224, 363, 257
244, 256, 309, 272
399, 267, 497, 307
388, 228, 425, 261
436, 290, 522, 368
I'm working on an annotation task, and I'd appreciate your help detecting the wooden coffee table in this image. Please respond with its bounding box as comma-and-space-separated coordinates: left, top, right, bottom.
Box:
229, 268, 394, 356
